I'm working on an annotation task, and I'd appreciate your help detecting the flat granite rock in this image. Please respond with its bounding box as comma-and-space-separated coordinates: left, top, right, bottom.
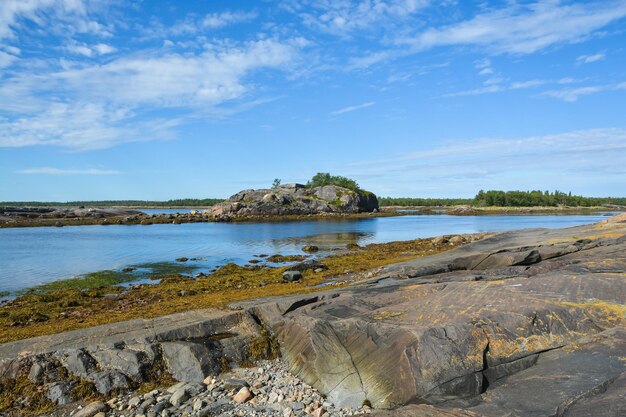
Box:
248, 219, 626, 412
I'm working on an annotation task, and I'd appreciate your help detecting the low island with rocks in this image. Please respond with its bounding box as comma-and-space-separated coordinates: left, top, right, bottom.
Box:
0, 174, 384, 228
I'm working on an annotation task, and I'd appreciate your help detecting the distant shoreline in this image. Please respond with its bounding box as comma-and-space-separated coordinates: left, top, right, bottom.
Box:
0, 205, 622, 229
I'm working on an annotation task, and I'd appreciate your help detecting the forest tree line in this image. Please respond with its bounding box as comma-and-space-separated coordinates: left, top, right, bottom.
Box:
380, 191, 626, 207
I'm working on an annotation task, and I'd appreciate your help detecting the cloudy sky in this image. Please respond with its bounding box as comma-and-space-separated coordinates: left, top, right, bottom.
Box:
1, 0, 625, 200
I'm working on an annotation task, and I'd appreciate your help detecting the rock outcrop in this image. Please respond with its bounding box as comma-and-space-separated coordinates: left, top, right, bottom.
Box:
209, 184, 379, 218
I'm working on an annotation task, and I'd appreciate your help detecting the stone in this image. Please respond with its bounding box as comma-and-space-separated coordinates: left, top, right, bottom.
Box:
233, 386, 252, 403
312, 408, 325, 417
169, 387, 189, 406
288, 260, 328, 272
27, 360, 47, 383
89, 346, 147, 382
89, 370, 128, 395
161, 342, 222, 383
223, 378, 249, 390
73, 401, 109, 417
301, 245, 319, 253
282, 270, 303, 283
45, 381, 74, 405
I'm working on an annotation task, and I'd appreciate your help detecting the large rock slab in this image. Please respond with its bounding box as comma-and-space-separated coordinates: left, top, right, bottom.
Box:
248, 219, 626, 411
469, 327, 626, 417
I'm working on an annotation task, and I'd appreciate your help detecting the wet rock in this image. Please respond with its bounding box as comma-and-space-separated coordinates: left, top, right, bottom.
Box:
302, 245, 319, 253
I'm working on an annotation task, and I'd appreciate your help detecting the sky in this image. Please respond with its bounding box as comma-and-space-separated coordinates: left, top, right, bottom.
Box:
1, 0, 626, 200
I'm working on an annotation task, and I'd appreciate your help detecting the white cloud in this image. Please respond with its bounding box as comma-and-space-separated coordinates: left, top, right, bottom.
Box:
402, 1, 626, 54
0, 38, 303, 149
0, 0, 112, 43
93, 43, 116, 55
17, 167, 121, 175
297, 0, 432, 35
0, 50, 18, 67
541, 86, 604, 102
444, 77, 583, 98
0, 102, 180, 150
202, 11, 257, 29
64, 40, 116, 57
331, 101, 375, 115
347, 128, 626, 195
541, 82, 626, 102
576, 52, 605, 64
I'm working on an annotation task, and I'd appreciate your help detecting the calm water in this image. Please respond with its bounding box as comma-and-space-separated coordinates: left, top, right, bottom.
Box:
0, 214, 613, 293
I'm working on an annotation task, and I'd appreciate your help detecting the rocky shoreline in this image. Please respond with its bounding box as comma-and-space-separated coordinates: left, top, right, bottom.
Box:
1, 215, 625, 416
1, 205, 618, 229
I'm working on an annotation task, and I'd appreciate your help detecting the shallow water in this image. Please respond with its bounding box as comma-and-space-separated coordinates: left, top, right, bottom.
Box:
0, 213, 613, 293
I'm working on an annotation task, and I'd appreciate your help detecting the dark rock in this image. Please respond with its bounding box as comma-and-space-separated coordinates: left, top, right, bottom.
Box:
302, 245, 319, 253
223, 378, 249, 390
176, 257, 189, 262
88, 370, 128, 395
282, 271, 303, 282
46, 381, 75, 405
57, 348, 97, 378
288, 260, 328, 272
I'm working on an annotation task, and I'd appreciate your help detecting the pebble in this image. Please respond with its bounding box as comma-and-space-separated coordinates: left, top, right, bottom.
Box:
63, 359, 372, 417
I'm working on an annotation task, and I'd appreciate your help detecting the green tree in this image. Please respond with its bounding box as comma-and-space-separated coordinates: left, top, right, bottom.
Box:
306, 172, 360, 191
271, 178, 281, 189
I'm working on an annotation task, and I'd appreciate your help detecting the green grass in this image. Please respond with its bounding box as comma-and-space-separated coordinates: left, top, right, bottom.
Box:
21, 261, 199, 294
26, 270, 138, 292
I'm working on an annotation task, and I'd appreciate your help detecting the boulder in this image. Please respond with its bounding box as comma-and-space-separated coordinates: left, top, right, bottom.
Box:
88, 370, 128, 395
282, 271, 303, 283
88, 346, 147, 382
161, 341, 222, 382
57, 348, 97, 378
46, 381, 74, 405
288, 260, 327, 272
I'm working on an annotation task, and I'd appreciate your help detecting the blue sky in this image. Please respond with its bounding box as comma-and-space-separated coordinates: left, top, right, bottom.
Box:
1, 0, 626, 200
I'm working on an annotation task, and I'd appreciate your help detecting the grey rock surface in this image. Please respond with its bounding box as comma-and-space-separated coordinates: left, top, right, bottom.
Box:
210, 184, 379, 218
